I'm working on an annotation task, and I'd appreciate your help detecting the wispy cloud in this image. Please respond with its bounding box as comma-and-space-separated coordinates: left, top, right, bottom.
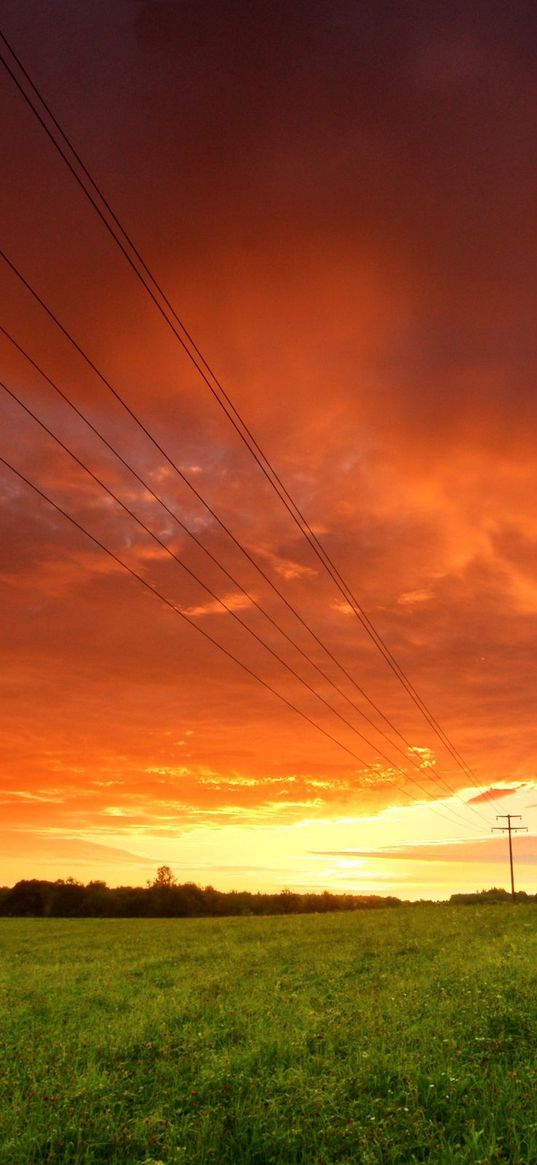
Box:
181, 592, 253, 617
252, 544, 318, 581
398, 589, 434, 606
468, 785, 525, 804
312, 836, 537, 865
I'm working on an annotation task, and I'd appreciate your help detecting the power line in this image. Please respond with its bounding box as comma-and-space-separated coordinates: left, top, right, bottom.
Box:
0, 380, 424, 794
0, 325, 428, 771
0, 28, 481, 798
2, 379, 478, 831
0, 272, 489, 829
0, 33, 490, 829
0, 453, 365, 768
0, 450, 479, 833
2, 323, 482, 817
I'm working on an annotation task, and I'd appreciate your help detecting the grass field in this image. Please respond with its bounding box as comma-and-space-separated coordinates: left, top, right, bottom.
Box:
1, 906, 537, 1164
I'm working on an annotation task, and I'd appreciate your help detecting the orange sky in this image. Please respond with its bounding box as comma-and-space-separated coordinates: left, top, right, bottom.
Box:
1, 1, 536, 898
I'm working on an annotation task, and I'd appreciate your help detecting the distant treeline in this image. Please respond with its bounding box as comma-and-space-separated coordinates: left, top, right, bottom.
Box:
449, 887, 535, 905
0, 873, 403, 918
0, 876, 532, 918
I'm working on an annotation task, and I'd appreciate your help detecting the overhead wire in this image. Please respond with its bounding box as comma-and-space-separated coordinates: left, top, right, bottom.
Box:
0, 28, 480, 789
0, 270, 489, 829
1, 322, 473, 798
0, 453, 361, 766
0, 449, 480, 834
0, 30, 489, 825
2, 375, 441, 802
1, 377, 479, 830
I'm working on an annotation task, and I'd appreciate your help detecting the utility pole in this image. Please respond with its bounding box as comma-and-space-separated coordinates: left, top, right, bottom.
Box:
492, 814, 527, 902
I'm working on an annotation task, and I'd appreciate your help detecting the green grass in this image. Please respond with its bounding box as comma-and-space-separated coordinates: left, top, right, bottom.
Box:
1, 906, 537, 1163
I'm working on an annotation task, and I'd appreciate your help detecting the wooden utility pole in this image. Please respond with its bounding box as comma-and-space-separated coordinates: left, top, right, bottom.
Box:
492, 814, 527, 902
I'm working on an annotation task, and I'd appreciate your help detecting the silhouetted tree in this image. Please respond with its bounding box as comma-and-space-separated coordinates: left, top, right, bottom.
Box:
151, 865, 176, 888
4, 879, 47, 916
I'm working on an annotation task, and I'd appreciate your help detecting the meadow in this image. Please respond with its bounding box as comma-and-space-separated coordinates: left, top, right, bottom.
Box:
1, 905, 537, 1164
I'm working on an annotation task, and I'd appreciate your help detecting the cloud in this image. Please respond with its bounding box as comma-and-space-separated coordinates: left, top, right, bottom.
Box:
252, 544, 318, 581
331, 599, 354, 617
0, 831, 156, 867
181, 592, 253, 618
398, 589, 434, 607
313, 835, 537, 865
468, 785, 525, 804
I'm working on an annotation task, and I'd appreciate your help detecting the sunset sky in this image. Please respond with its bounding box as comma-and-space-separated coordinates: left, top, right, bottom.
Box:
1, 0, 537, 899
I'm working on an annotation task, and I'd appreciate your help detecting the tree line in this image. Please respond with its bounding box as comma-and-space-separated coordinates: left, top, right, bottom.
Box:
0, 867, 403, 917
448, 887, 535, 905
1, 871, 532, 917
